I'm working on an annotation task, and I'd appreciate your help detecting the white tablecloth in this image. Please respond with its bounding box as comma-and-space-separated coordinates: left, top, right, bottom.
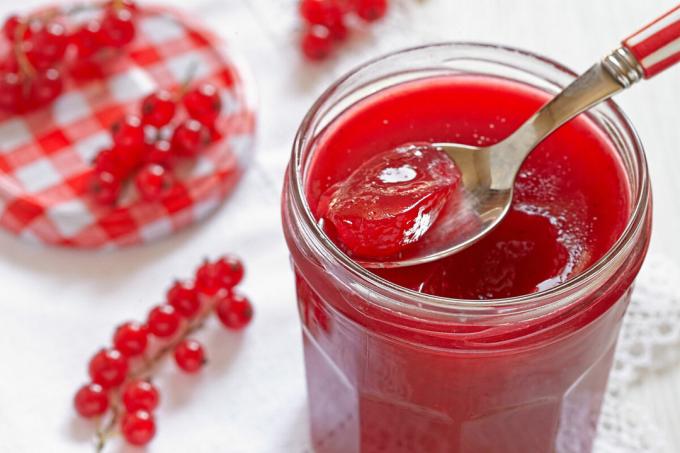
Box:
1, 1, 679, 452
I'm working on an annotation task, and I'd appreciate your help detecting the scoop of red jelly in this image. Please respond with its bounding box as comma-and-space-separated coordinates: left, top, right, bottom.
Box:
317, 143, 462, 259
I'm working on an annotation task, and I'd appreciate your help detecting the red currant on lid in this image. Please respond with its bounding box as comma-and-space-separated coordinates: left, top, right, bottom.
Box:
31, 22, 68, 66
301, 25, 333, 61
0, 71, 23, 113
183, 84, 222, 126
167, 281, 201, 318
146, 304, 181, 338
90, 171, 121, 205
29, 68, 64, 107
122, 380, 160, 412
0, 55, 19, 73
88, 348, 128, 389
94, 148, 125, 178
3, 15, 22, 41
74, 383, 109, 418
174, 339, 206, 373
142, 90, 176, 127
121, 410, 156, 446
112, 115, 145, 150
113, 321, 149, 357
143, 139, 173, 167
101, 8, 136, 47
215, 292, 254, 330
171, 119, 209, 157
70, 59, 105, 81
354, 0, 388, 22
71, 21, 105, 59
112, 116, 145, 171
135, 164, 174, 201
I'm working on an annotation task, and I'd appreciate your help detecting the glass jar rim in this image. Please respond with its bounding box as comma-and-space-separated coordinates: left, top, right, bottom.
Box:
288, 42, 650, 315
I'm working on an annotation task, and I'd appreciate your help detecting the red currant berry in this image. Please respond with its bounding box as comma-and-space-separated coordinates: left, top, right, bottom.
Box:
301, 26, 333, 61
216, 256, 245, 289
194, 260, 222, 296
3, 15, 22, 41
183, 84, 222, 126
101, 8, 136, 47
171, 119, 209, 157
112, 115, 145, 170
143, 139, 173, 167
354, 0, 388, 22
74, 383, 109, 418
0, 55, 19, 72
0, 71, 22, 113
112, 115, 145, 150
113, 321, 149, 357
167, 281, 201, 318
122, 380, 159, 412
90, 171, 121, 205
121, 410, 156, 446
300, 0, 344, 27
142, 90, 176, 127
31, 22, 68, 65
146, 304, 181, 338
70, 59, 105, 81
71, 21, 104, 58
174, 339, 205, 373
215, 292, 254, 330
22, 41, 48, 72
88, 348, 128, 389
29, 68, 63, 107
93, 148, 125, 178
135, 164, 174, 201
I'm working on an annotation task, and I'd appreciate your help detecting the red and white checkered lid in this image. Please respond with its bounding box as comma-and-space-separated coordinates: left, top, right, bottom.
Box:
0, 4, 257, 249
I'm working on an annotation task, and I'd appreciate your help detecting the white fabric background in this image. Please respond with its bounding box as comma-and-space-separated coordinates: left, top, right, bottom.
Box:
0, 1, 679, 452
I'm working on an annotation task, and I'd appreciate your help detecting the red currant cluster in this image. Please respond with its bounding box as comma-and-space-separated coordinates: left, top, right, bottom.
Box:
299, 0, 389, 61
74, 255, 253, 448
90, 82, 223, 205
0, 0, 138, 114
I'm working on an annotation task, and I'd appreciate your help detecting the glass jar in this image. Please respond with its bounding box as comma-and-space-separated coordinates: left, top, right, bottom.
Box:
281, 43, 652, 453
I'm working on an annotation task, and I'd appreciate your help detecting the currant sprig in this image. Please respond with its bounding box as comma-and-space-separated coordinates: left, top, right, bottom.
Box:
0, 0, 138, 114
298, 0, 390, 61
90, 81, 222, 206
74, 255, 253, 451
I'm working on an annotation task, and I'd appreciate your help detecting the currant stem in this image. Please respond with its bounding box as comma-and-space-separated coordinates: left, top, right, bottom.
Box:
94, 393, 121, 453
13, 20, 35, 78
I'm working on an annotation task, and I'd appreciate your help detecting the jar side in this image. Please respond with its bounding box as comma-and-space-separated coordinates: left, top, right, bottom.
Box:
281, 42, 652, 453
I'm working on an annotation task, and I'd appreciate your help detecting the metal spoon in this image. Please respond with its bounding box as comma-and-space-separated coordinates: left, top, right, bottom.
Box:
360, 4, 680, 269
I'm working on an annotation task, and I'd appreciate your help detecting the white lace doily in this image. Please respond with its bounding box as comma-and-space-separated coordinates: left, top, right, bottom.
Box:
594, 254, 680, 453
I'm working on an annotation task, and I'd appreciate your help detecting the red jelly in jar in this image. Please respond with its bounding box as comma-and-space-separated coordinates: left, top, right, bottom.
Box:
282, 44, 652, 453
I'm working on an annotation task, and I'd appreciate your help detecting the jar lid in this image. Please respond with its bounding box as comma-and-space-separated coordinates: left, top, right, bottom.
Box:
0, 5, 256, 248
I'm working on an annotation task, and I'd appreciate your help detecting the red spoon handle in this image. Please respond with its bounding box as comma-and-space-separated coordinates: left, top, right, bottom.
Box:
622, 3, 680, 78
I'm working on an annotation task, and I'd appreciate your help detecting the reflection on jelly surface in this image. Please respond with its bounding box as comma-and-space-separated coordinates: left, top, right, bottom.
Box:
307, 76, 630, 299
